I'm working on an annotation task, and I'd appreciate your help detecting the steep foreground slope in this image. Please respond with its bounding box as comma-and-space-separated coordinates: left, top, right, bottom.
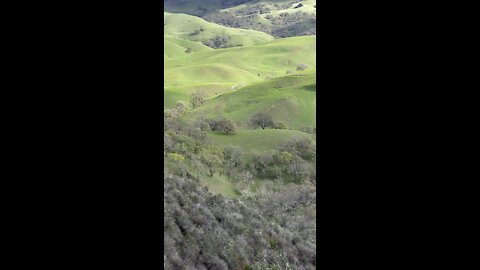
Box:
164, 174, 316, 270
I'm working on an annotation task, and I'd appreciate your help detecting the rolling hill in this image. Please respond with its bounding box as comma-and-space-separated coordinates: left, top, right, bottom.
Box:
165, 0, 317, 37
164, 35, 211, 58
164, 12, 274, 48
164, 35, 316, 113
184, 75, 316, 130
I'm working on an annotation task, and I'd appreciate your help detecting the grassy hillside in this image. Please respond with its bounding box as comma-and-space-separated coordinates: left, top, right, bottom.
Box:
164, 35, 211, 58
164, 35, 316, 111
184, 75, 316, 130
208, 129, 315, 153
164, 12, 274, 48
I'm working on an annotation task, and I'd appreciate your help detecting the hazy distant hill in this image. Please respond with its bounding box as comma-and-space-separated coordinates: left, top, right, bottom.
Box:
164, 0, 255, 16
164, 0, 316, 37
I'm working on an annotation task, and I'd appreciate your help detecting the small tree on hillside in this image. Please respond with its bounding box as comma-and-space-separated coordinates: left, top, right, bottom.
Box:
190, 91, 207, 108
216, 118, 237, 135
297, 63, 309, 71
251, 112, 275, 129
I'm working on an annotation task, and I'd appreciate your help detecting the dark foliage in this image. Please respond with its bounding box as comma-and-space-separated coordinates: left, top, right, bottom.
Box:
164, 174, 316, 269
165, 0, 317, 37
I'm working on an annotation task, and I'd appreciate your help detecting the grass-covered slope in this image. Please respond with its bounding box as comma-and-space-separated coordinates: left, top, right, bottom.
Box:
208, 129, 315, 152
185, 75, 316, 130
164, 35, 211, 58
164, 12, 274, 48
164, 35, 316, 110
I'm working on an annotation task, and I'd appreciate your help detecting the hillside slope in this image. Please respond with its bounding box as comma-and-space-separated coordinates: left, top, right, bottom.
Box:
164, 12, 274, 48
164, 35, 212, 58
165, 0, 317, 37
164, 35, 316, 114
184, 75, 316, 130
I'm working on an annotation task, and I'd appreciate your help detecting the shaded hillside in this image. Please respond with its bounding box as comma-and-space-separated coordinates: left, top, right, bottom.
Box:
164, 0, 317, 37
164, 0, 255, 16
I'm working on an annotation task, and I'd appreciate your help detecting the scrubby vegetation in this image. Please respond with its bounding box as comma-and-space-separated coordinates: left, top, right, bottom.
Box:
164, 116, 316, 185
164, 109, 316, 268
165, 0, 317, 38
164, 174, 316, 270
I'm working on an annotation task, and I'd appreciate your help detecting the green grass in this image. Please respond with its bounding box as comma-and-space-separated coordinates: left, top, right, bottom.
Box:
164, 12, 274, 48
184, 75, 316, 130
165, 36, 316, 87
203, 174, 241, 198
164, 35, 211, 59
164, 83, 233, 109
165, 35, 317, 117
208, 129, 315, 153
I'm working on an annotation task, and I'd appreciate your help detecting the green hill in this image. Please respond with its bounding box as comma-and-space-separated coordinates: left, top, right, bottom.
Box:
164, 35, 316, 116
184, 75, 316, 130
164, 12, 274, 48
164, 35, 211, 59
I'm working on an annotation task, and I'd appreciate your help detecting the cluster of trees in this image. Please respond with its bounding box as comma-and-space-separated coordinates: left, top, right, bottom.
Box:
272, 17, 316, 38
164, 116, 316, 269
164, 174, 316, 270
251, 112, 288, 130
202, 34, 233, 48
164, 117, 316, 185
202, 3, 316, 37
203, 118, 237, 135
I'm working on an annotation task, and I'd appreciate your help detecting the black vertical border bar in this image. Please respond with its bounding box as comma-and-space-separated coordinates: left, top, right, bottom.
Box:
160, 0, 166, 266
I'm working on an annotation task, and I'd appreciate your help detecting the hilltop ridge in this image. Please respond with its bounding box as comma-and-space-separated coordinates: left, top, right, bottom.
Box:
164, 0, 316, 37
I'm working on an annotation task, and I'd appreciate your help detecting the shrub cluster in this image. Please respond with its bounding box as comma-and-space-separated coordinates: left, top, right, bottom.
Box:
164, 174, 316, 270
164, 118, 316, 185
